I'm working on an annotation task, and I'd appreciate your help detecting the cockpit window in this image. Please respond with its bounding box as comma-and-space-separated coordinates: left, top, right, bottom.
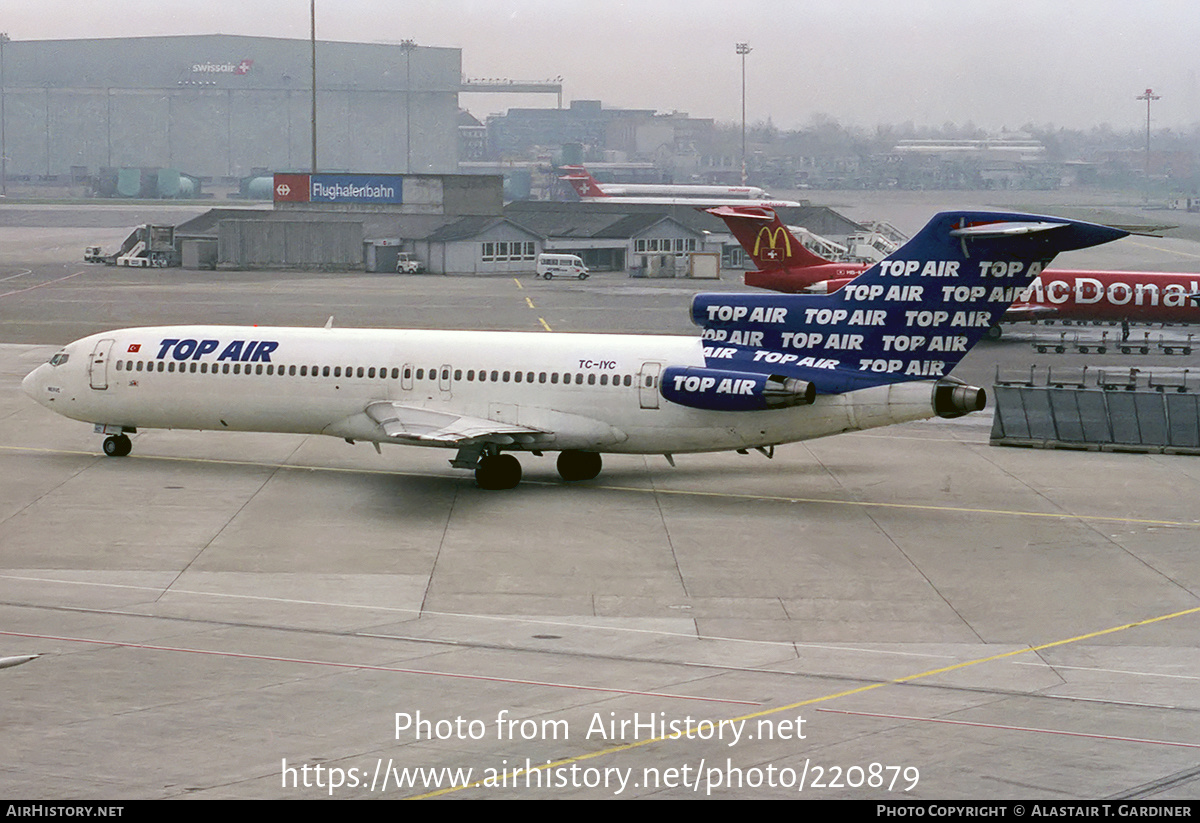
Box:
49, 352, 69, 367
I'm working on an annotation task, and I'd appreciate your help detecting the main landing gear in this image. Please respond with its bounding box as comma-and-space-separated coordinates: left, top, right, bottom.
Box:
463, 447, 604, 489
102, 434, 132, 457
475, 453, 523, 490
556, 449, 602, 481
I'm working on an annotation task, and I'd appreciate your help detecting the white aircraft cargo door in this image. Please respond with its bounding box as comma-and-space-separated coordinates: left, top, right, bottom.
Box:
638, 361, 661, 409
89, 338, 115, 390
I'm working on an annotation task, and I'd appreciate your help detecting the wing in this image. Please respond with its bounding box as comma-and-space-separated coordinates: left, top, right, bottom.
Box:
364, 401, 551, 447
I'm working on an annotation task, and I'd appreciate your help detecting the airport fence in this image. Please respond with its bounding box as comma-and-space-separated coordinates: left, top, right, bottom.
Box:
990, 366, 1200, 454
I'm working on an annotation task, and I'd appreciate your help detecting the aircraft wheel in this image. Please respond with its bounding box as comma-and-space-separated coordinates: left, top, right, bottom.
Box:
557, 450, 602, 481
103, 434, 131, 457
475, 454, 522, 490
985, 325, 1002, 341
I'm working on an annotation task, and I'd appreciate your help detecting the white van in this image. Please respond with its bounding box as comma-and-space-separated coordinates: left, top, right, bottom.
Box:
536, 253, 589, 280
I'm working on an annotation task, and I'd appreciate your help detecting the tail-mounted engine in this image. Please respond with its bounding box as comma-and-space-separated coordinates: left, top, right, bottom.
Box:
661, 366, 815, 412
933, 377, 986, 419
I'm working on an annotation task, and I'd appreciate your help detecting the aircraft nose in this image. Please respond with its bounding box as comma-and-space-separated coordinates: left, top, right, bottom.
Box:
21, 365, 43, 400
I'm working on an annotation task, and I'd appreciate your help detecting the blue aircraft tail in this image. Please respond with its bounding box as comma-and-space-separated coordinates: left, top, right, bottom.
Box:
691, 211, 1127, 395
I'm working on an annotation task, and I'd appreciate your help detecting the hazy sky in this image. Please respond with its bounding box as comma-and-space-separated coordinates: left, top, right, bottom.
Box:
7, 0, 1199, 131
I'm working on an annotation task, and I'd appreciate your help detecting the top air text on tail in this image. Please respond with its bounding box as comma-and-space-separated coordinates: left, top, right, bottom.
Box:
714, 205, 1197, 341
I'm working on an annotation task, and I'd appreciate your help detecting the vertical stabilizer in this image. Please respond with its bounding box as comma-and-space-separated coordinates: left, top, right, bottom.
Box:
559, 166, 608, 199
707, 206, 833, 272
693, 211, 1128, 393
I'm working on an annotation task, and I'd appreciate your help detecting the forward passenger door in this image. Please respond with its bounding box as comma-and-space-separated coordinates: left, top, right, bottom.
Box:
89, 339, 115, 390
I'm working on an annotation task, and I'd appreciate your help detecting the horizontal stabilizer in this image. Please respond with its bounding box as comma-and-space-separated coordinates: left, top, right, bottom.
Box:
1107, 223, 1172, 237
706, 205, 776, 222
949, 221, 1067, 238
946, 216, 1126, 253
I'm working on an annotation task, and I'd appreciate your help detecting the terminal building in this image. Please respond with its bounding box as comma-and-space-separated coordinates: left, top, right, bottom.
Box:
0, 34, 462, 181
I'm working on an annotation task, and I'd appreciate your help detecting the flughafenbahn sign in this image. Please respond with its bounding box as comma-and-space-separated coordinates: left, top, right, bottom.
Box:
273, 173, 404, 205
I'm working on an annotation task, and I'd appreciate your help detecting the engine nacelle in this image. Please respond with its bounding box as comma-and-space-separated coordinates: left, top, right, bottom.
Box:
933, 377, 986, 419
661, 366, 816, 412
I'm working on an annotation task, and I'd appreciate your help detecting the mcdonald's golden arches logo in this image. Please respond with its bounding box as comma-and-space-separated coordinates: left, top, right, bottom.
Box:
753, 225, 792, 261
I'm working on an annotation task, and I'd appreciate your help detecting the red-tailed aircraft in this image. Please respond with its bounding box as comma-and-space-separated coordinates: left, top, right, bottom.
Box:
712, 205, 1200, 339
560, 166, 802, 208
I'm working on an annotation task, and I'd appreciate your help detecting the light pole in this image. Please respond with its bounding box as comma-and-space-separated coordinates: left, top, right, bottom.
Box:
736, 43, 751, 186
310, 0, 318, 173
1136, 87, 1160, 199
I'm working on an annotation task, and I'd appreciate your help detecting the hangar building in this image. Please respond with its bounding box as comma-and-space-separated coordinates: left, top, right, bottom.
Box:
0, 34, 461, 180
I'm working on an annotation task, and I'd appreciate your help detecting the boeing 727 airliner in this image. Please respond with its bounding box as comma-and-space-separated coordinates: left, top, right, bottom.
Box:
22, 211, 1126, 489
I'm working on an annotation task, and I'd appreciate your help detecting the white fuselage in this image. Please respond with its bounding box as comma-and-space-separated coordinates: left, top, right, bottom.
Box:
583, 195, 805, 209
597, 183, 771, 199
22, 325, 943, 455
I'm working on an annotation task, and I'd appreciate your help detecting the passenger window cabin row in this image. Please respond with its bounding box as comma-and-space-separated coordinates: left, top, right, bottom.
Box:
113, 360, 652, 387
